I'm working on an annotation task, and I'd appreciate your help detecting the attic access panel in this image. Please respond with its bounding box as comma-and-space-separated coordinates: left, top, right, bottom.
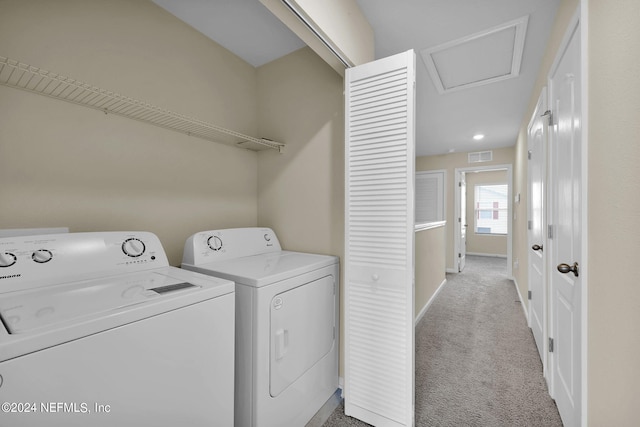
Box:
421, 16, 529, 94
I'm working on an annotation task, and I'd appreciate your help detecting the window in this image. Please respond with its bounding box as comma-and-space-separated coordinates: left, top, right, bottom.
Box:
416, 170, 445, 222
474, 184, 508, 234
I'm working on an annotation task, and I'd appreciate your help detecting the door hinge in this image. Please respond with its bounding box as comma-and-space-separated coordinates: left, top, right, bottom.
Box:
528, 150, 532, 160
548, 224, 554, 239
549, 338, 554, 353
458, 217, 461, 223
458, 253, 462, 258
528, 290, 532, 300
459, 181, 462, 187
542, 109, 553, 126
528, 220, 532, 230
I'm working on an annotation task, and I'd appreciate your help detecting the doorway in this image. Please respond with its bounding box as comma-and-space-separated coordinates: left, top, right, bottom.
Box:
455, 164, 513, 278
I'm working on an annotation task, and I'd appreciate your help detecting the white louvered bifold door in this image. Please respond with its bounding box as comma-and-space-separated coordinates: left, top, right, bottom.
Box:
344, 50, 416, 427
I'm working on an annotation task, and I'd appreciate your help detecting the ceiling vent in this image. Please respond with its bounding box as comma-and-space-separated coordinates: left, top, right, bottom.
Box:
468, 151, 493, 163
421, 16, 529, 94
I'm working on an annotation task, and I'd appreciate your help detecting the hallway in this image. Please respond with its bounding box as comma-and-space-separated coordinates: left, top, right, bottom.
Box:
324, 255, 562, 426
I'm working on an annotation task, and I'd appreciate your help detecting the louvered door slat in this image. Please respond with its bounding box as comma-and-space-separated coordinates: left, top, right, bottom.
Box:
345, 50, 416, 427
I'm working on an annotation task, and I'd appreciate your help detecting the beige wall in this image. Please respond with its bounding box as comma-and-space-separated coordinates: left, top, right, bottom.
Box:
465, 170, 508, 256
416, 146, 514, 271
513, 0, 640, 423
415, 225, 446, 319
293, 0, 374, 66
256, 46, 345, 373
259, 0, 373, 75
587, 0, 640, 423
0, 0, 259, 265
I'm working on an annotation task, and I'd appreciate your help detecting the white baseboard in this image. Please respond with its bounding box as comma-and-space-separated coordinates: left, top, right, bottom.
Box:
511, 276, 529, 321
415, 278, 447, 325
466, 252, 507, 258
306, 386, 343, 427
446, 267, 458, 274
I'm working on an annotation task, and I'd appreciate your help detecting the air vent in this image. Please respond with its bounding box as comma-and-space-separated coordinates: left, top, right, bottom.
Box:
468, 151, 493, 163
421, 16, 529, 94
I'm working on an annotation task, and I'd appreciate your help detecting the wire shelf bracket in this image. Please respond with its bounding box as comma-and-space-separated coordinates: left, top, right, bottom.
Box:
0, 56, 285, 153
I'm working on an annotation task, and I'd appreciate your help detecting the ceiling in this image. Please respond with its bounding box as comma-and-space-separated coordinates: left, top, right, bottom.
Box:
152, 0, 560, 157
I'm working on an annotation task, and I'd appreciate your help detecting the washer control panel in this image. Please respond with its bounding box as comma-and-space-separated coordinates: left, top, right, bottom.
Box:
0, 232, 169, 293
182, 227, 281, 266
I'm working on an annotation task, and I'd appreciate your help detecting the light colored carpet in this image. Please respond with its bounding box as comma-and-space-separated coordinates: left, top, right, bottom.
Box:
323, 255, 562, 426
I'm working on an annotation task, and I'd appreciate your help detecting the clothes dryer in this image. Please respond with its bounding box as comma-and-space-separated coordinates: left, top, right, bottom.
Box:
0, 232, 235, 427
182, 227, 339, 427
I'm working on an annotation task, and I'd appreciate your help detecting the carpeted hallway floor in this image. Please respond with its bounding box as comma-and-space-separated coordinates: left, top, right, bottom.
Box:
323, 255, 563, 426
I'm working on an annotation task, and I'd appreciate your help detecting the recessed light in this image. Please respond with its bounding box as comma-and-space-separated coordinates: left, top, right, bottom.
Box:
473, 134, 485, 141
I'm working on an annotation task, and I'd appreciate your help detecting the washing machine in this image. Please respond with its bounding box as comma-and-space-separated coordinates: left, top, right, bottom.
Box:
182, 227, 339, 427
0, 231, 235, 427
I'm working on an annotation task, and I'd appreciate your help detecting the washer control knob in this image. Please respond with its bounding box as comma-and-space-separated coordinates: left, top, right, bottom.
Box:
32, 249, 53, 264
207, 236, 223, 251
0, 252, 17, 267
122, 238, 146, 257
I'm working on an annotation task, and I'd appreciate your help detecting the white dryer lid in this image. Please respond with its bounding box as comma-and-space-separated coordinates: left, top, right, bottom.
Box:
0, 267, 233, 334
189, 251, 338, 287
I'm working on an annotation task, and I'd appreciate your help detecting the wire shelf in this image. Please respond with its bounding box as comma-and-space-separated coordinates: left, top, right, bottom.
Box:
0, 56, 284, 152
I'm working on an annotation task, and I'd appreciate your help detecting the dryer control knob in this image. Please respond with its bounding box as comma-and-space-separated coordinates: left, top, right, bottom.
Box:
122, 238, 146, 257
0, 252, 17, 267
32, 249, 53, 264
207, 236, 223, 251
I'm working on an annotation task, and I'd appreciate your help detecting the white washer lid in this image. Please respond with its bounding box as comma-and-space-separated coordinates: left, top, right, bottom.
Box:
189, 251, 338, 287
0, 267, 234, 334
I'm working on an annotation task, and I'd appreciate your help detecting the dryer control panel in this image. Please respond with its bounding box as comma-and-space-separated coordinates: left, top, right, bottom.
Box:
0, 232, 169, 293
183, 227, 281, 266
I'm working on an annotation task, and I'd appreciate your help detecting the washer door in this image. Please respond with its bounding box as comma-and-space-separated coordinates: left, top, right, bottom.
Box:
269, 275, 335, 397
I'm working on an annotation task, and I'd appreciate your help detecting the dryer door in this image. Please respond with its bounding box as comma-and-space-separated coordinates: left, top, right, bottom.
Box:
270, 275, 336, 397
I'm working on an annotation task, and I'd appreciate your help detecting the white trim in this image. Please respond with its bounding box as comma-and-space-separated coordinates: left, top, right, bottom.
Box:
415, 220, 446, 232
512, 277, 529, 321
454, 164, 513, 278
421, 16, 529, 94
446, 268, 458, 274
414, 278, 447, 325
580, 2, 589, 425
466, 252, 507, 258
308, 388, 343, 426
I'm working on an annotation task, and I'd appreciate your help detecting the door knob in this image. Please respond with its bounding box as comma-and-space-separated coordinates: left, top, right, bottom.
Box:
532, 244, 543, 251
557, 262, 579, 277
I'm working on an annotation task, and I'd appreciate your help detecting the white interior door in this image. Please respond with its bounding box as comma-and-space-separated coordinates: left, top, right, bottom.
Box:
344, 50, 416, 427
527, 90, 548, 365
548, 16, 582, 427
459, 173, 467, 272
